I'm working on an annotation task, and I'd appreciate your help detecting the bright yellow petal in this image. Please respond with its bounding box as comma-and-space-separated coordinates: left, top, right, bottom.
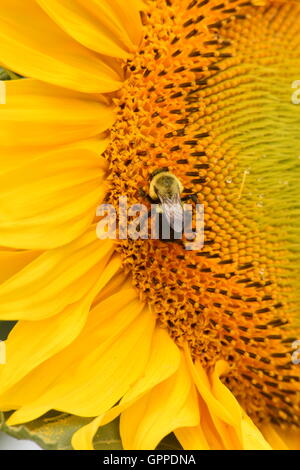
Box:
175, 425, 210, 451
4, 293, 153, 423
262, 424, 300, 450
185, 347, 240, 429
197, 400, 225, 450
0, 79, 115, 148
72, 415, 103, 451
0, 0, 122, 92
240, 413, 272, 450
185, 346, 272, 450
0, 284, 137, 410
0, 143, 109, 250
0, 249, 40, 284
212, 362, 271, 450
120, 353, 200, 450
0, 136, 109, 176
72, 326, 181, 450
0, 228, 114, 320
0, 255, 121, 395
92, 271, 130, 307
210, 360, 243, 445
36, 0, 142, 59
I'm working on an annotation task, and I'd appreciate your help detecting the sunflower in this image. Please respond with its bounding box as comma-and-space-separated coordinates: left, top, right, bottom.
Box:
0, 0, 299, 451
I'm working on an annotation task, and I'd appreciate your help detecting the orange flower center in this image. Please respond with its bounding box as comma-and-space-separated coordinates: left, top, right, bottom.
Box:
104, 0, 300, 426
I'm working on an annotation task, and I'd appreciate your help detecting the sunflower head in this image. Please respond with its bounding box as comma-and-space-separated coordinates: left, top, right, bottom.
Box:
0, 0, 299, 451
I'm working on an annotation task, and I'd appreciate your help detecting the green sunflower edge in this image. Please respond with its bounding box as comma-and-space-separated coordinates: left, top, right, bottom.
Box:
0, 412, 182, 450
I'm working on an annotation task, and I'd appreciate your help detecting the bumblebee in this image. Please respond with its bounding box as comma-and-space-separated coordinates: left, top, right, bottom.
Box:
149, 168, 185, 232
139, 167, 199, 241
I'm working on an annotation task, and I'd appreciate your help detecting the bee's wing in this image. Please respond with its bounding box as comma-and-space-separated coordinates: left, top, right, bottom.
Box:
158, 193, 184, 232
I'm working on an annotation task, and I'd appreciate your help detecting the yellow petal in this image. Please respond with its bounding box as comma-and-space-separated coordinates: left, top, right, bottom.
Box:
185, 346, 272, 450
120, 354, 200, 450
175, 425, 210, 451
119, 328, 181, 407
197, 400, 225, 450
0, 79, 115, 147
92, 271, 130, 306
261, 424, 300, 450
212, 362, 271, 450
185, 347, 240, 430
0, 255, 121, 395
5, 293, 153, 423
0, 228, 114, 320
0, 143, 109, 250
210, 360, 243, 445
0, 136, 109, 176
72, 326, 181, 450
0, 286, 140, 411
0, 0, 122, 92
98, 0, 143, 47
241, 413, 272, 450
0, 249, 40, 284
261, 424, 289, 450
0, 136, 109, 182
36, 0, 142, 59
72, 416, 103, 451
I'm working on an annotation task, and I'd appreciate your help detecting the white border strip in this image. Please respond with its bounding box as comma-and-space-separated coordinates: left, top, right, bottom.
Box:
0, 81, 6, 104
0, 340, 6, 364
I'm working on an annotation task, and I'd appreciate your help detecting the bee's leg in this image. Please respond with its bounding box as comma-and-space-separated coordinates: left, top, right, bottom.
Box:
181, 193, 200, 204
138, 188, 155, 204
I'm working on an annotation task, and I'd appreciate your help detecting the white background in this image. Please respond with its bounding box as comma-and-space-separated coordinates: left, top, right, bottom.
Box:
0, 432, 40, 450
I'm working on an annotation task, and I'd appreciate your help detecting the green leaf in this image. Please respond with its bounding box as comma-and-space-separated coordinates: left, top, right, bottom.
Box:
94, 419, 123, 450
157, 433, 183, 450
0, 411, 182, 450
1, 411, 91, 450
0, 411, 123, 450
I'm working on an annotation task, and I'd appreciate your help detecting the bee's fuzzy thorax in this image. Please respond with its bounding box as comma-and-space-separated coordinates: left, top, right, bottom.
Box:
149, 171, 184, 200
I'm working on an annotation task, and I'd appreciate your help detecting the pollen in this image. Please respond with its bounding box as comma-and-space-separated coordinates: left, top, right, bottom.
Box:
104, 0, 300, 427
